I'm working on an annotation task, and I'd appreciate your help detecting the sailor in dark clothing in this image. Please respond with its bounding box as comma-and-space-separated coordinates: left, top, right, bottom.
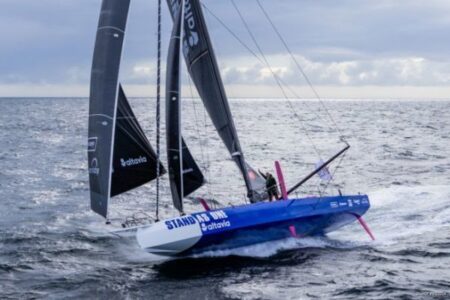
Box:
259, 170, 280, 201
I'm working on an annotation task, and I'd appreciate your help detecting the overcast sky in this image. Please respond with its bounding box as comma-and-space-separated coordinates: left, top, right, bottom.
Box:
2, 0, 450, 98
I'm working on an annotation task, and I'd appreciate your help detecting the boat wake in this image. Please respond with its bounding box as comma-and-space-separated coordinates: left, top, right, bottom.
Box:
103, 185, 450, 262
192, 236, 364, 258
330, 184, 450, 244
185, 185, 450, 259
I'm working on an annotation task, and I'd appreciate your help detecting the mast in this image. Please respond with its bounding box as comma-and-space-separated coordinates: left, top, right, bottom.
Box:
166, 0, 184, 212
155, 0, 162, 221
179, 0, 185, 203
166, 0, 205, 213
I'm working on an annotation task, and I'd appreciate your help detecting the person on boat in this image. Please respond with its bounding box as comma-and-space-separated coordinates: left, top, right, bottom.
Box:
258, 170, 280, 201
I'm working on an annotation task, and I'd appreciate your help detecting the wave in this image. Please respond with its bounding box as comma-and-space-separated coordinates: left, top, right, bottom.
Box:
194, 185, 450, 259
329, 185, 450, 244
191, 236, 365, 259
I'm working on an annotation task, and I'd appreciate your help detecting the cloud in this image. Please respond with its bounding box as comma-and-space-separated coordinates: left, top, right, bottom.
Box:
218, 54, 450, 87
2, 0, 450, 98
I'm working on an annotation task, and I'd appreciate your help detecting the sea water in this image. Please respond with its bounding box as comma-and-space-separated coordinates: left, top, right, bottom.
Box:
0, 98, 449, 299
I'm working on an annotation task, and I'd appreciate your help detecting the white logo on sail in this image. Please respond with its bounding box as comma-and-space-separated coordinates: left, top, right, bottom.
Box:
87, 137, 98, 152
89, 158, 100, 175
183, 0, 199, 53
168, 0, 199, 55
120, 156, 147, 168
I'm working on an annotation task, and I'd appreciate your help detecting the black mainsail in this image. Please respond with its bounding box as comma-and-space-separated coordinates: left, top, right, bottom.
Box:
166, 1, 204, 212
89, 0, 164, 218
166, 0, 266, 201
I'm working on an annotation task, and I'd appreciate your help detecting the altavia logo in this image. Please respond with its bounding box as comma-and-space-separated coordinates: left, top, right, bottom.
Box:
168, 0, 199, 55
120, 156, 147, 168
183, 0, 199, 47
200, 219, 231, 232
89, 158, 100, 175
169, 0, 199, 52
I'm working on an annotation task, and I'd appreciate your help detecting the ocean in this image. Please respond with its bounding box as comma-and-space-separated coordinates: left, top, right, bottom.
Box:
1, 98, 449, 299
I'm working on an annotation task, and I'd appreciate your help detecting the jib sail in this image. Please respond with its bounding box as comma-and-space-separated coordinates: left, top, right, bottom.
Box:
111, 85, 166, 197
166, 1, 205, 212
166, 0, 266, 201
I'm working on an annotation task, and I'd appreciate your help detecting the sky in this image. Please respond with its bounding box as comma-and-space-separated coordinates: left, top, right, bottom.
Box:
2, 0, 450, 99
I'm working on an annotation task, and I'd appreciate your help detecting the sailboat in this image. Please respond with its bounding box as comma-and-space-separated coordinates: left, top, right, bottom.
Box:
88, 0, 373, 257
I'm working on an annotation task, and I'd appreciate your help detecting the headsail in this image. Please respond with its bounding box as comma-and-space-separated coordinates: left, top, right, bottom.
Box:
166, 1, 205, 212
111, 85, 166, 197
166, 0, 266, 201
88, 0, 164, 218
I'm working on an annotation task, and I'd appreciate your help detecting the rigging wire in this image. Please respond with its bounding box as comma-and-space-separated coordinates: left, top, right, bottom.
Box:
186, 73, 214, 202
204, 0, 350, 194
230, 0, 323, 158
155, 0, 162, 221
256, 0, 346, 141
202, 101, 217, 208
201, 3, 332, 128
255, 0, 349, 192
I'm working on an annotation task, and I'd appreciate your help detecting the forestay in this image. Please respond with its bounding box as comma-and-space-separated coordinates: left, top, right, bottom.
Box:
166, 0, 266, 202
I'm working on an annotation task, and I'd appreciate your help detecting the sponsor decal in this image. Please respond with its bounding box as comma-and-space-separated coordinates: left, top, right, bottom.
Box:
339, 201, 348, 207
168, 0, 199, 56
330, 201, 339, 208
347, 199, 353, 207
200, 219, 231, 231
195, 210, 231, 232
89, 158, 100, 175
354, 199, 361, 205
210, 210, 228, 220
87, 137, 98, 152
195, 213, 210, 222
165, 216, 197, 230
183, 0, 199, 49
120, 156, 147, 168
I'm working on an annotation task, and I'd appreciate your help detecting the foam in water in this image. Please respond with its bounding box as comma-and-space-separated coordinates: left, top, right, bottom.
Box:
189, 185, 450, 258
331, 185, 450, 244
192, 236, 359, 258
93, 185, 450, 261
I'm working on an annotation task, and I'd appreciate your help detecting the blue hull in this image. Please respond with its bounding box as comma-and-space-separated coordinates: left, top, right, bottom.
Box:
181, 194, 370, 256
